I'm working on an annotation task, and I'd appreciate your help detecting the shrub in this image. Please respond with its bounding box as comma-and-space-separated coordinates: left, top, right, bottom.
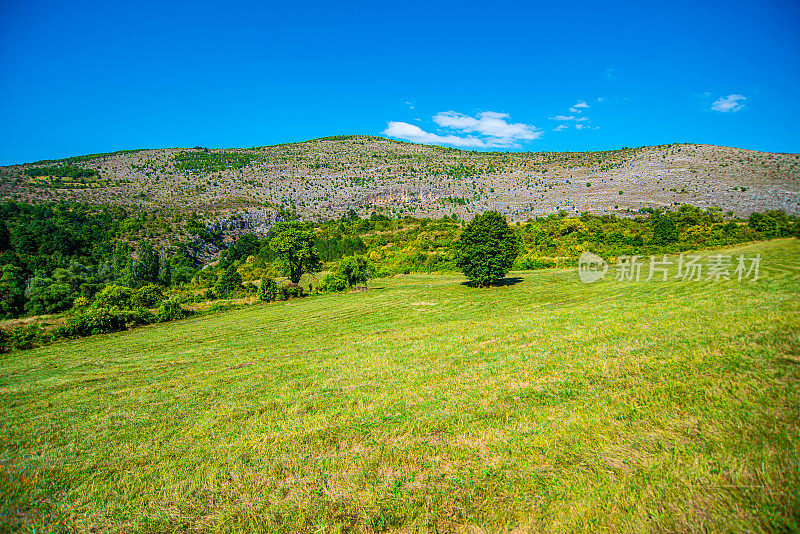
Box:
6, 324, 43, 351
132, 284, 165, 308
118, 307, 157, 327
277, 284, 305, 301
0, 328, 7, 353
651, 216, 678, 245
319, 273, 347, 292
156, 299, 188, 322
335, 256, 371, 287
514, 256, 556, 270
259, 277, 278, 302
93, 285, 134, 309
60, 307, 127, 338
72, 296, 90, 310
214, 265, 242, 298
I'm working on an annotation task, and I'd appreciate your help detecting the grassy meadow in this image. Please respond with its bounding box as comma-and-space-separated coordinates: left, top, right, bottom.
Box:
2, 239, 799, 533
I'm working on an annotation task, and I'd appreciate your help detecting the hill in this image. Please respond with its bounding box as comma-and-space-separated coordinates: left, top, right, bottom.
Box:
1, 137, 798, 219
1, 239, 799, 532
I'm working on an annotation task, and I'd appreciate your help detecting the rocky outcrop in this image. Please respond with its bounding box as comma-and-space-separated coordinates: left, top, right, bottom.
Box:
206, 209, 283, 238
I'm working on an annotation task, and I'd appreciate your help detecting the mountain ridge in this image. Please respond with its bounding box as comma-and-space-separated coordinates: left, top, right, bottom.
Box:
1, 137, 798, 219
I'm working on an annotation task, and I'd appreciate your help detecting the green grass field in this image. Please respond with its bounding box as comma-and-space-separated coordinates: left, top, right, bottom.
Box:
2, 240, 799, 533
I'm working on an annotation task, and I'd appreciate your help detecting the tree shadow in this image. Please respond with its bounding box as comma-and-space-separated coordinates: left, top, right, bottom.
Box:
461, 276, 524, 288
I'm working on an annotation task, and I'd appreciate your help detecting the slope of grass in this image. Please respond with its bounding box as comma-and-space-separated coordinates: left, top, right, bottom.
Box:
2, 240, 799, 533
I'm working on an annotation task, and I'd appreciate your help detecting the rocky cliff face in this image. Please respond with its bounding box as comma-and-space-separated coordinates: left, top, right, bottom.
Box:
190, 208, 284, 266
206, 208, 283, 239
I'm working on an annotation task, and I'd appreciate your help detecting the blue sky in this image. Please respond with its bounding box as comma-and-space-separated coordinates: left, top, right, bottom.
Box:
1, 0, 798, 164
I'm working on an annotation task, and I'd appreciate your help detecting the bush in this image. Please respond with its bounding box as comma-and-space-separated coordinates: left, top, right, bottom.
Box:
93, 285, 134, 309
156, 299, 188, 323
0, 328, 7, 353
336, 256, 371, 287
514, 256, 556, 270
259, 277, 278, 302
214, 265, 242, 298
319, 273, 348, 292
72, 296, 90, 310
454, 211, 521, 286
5, 324, 43, 351
118, 307, 157, 327
59, 307, 127, 338
132, 284, 165, 308
277, 284, 305, 301
651, 216, 678, 245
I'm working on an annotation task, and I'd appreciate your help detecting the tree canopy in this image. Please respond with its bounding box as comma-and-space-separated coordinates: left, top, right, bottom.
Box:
269, 221, 321, 284
454, 211, 520, 286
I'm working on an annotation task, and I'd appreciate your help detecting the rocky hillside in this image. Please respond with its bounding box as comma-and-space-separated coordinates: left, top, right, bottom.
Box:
1, 136, 798, 219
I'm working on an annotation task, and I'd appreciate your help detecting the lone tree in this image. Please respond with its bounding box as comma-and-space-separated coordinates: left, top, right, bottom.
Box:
455, 211, 520, 286
269, 221, 321, 284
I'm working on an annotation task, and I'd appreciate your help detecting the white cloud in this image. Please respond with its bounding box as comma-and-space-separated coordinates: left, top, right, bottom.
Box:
382, 122, 487, 148
383, 110, 542, 148
553, 124, 568, 132
432, 111, 540, 141
404, 101, 415, 109
606, 68, 617, 80
569, 100, 589, 113
711, 94, 746, 112
575, 124, 586, 130
549, 115, 588, 122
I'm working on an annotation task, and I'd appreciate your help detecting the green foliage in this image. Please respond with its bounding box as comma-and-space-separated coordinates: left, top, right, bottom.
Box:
26, 149, 144, 166
3, 240, 799, 530
24, 274, 75, 315
175, 150, 254, 173
0, 265, 25, 319
117, 308, 158, 327
315, 235, 367, 262
131, 242, 161, 287
277, 284, 305, 301
269, 221, 321, 284
319, 273, 347, 292
335, 256, 371, 288
155, 299, 188, 323
92, 285, 134, 309
748, 210, 791, 238
455, 211, 521, 286
220, 234, 262, 268
59, 307, 127, 338
214, 265, 243, 298
0, 221, 10, 252
5, 324, 43, 351
25, 166, 99, 179
513, 256, 557, 270
258, 277, 278, 302
651, 215, 679, 245
132, 284, 165, 308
